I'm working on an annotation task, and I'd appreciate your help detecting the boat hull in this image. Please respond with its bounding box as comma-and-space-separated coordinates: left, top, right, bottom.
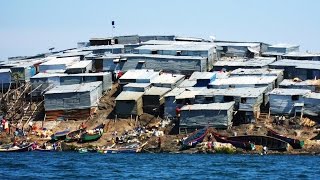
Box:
267, 129, 304, 149
227, 135, 289, 151
212, 132, 255, 150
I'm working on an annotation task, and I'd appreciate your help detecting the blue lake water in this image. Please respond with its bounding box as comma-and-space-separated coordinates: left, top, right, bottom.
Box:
0, 152, 319, 179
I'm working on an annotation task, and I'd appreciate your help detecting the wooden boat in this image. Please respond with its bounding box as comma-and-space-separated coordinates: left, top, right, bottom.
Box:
267, 129, 304, 149
103, 142, 147, 154
0, 143, 33, 152
212, 132, 255, 150
181, 127, 208, 149
34, 148, 55, 152
65, 128, 86, 142
227, 135, 289, 151
51, 129, 71, 141
79, 124, 105, 143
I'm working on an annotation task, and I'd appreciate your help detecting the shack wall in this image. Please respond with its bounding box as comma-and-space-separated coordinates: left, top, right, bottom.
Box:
269, 94, 304, 115
180, 108, 233, 128
115, 98, 143, 117
303, 97, 320, 116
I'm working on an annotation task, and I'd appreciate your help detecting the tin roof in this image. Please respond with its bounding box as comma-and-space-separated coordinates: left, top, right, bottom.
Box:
280, 79, 320, 86
214, 57, 276, 67
304, 92, 320, 99
144, 87, 171, 96
115, 91, 144, 101
180, 102, 235, 111
209, 76, 277, 86
41, 57, 80, 66
151, 73, 185, 84
175, 88, 205, 99
81, 45, 124, 51
31, 72, 67, 79
268, 43, 299, 48
198, 87, 267, 98
67, 60, 92, 69
135, 44, 215, 51
123, 54, 207, 60
269, 88, 311, 96
215, 42, 260, 47
120, 69, 159, 80
45, 81, 102, 94
124, 83, 152, 88
0, 69, 11, 73
283, 52, 320, 57
189, 72, 216, 80
178, 79, 197, 88
56, 51, 92, 58
230, 68, 283, 76
270, 59, 320, 70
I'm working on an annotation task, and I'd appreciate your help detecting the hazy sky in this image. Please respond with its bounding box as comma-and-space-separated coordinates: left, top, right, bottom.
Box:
1, 0, 319, 60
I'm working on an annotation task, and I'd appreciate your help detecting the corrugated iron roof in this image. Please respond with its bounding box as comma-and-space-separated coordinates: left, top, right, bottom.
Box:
115, 91, 144, 101
304, 92, 320, 99
180, 102, 235, 111
45, 81, 102, 94
41, 57, 80, 66
231, 68, 283, 76
124, 83, 152, 88
144, 87, 171, 96
269, 88, 311, 96
280, 79, 320, 86
67, 60, 92, 69
270, 59, 320, 70
151, 73, 185, 84
0, 69, 11, 73
189, 72, 216, 80
135, 44, 215, 51
214, 57, 276, 67
268, 43, 299, 48
120, 69, 159, 80
209, 76, 277, 86
198, 87, 267, 97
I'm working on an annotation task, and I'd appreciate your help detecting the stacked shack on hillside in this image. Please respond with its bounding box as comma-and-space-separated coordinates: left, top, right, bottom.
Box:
44, 81, 102, 121
179, 102, 235, 133
115, 91, 144, 118
268, 88, 311, 116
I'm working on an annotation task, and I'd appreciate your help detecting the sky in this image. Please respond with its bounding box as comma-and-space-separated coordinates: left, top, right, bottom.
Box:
1, 0, 320, 60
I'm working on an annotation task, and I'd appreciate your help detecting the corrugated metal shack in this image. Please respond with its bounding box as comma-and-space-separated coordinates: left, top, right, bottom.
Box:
10, 61, 37, 82
44, 81, 103, 121
279, 79, 320, 92
65, 60, 93, 74
0, 69, 11, 89
215, 41, 269, 58
179, 102, 235, 132
230, 68, 284, 87
119, 69, 159, 86
303, 93, 320, 117
60, 72, 112, 92
195, 87, 267, 123
30, 73, 67, 97
268, 88, 311, 116
151, 73, 185, 89
39, 57, 80, 73
115, 91, 144, 118
135, 43, 216, 72
118, 54, 209, 76
269, 59, 320, 80
123, 83, 152, 92
142, 87, 171, 116
92, 54, 121, 72
213, 57, 276, 71
262, 44, 299, 58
